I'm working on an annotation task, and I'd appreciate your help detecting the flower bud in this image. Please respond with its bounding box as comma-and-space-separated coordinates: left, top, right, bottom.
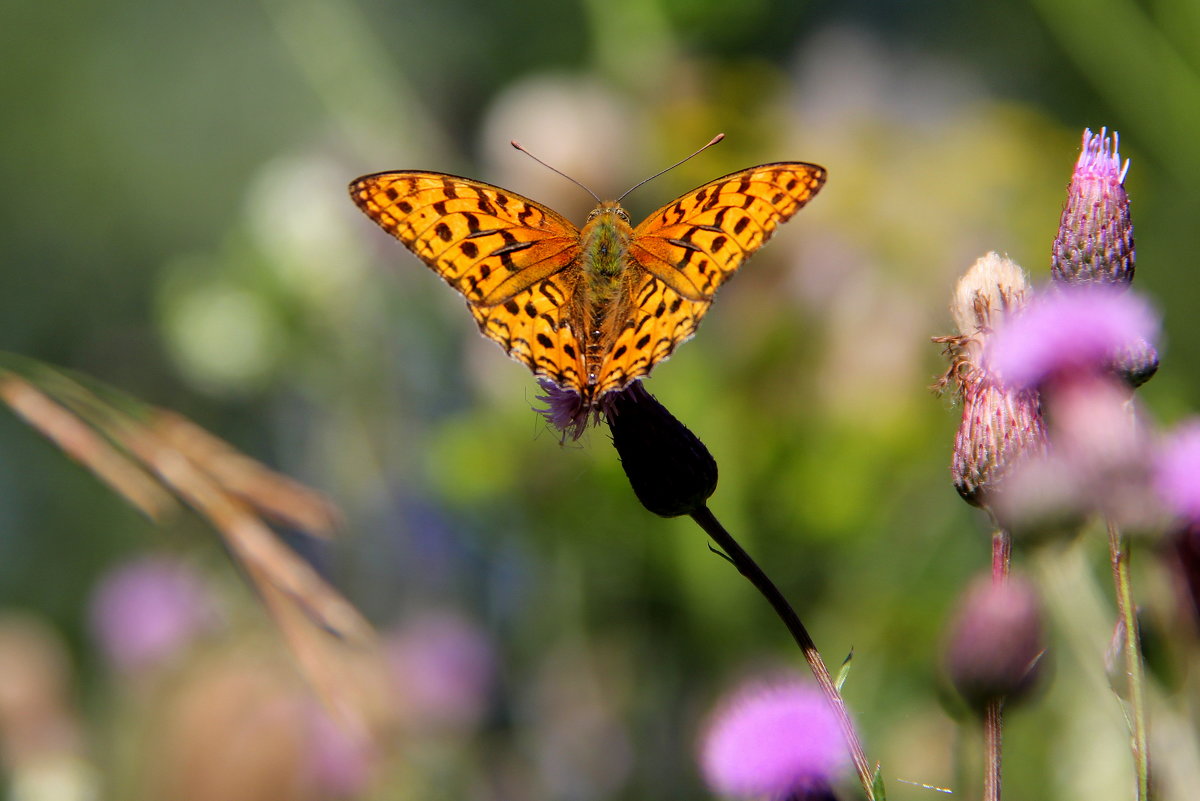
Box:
1051, 128, 1134, 287
944, 574, 1045, 712
604, 381, 717, 517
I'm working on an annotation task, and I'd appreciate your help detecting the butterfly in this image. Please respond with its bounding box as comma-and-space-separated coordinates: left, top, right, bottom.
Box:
349, 148, 826, 413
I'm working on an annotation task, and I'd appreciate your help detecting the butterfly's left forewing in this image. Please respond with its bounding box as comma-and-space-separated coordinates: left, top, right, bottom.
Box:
596, 163, 827, 393
350, 171, 589, 391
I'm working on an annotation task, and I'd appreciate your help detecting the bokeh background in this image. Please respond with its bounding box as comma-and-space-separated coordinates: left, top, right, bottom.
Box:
2, 0, 1199, 798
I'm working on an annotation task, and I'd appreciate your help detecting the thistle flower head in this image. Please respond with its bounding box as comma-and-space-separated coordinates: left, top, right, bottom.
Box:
1051, 128, 1135, 287
985, 286, 1158, 390
605, 381, 717, 517
700, 678, 848, 801
534, 380, 606, 441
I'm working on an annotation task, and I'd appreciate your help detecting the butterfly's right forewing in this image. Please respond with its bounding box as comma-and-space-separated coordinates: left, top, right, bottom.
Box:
349, 171, 589, 391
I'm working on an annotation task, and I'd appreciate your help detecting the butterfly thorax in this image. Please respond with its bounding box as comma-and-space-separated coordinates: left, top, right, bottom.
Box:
574, 202, 636, 386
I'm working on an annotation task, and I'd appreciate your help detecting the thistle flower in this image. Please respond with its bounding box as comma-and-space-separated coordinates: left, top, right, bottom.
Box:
700, 678, 848, 801
985, 285, 1158, 390
1051, 128, 1135, 287
943, 574, 1045, 712
605, 381, 717, 517
980, 288, 1160, 530
940, 253, 1047, 508
1153, 421, 1200, 524
535, 380, 601, 441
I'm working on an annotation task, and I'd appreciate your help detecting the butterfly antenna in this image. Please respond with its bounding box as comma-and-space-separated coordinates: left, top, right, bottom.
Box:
616, 133, 725, 203
510, 141, 602, 204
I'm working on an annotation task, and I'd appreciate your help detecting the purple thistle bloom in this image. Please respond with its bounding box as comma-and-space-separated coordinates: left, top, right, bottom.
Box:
534, 379, 612, 441
1051, 128, 1135, 287
700, 679, 848, 800
985, 286, 1158, 389
1155, 421, 1200, 524
88, 555, 220, 674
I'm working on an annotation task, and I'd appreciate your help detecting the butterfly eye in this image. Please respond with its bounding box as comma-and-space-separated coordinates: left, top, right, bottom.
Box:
616, 209, 630, 223
586, 208, 600, 222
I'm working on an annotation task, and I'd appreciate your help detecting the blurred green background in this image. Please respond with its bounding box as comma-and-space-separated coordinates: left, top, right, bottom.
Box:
2, 0, 1200, 798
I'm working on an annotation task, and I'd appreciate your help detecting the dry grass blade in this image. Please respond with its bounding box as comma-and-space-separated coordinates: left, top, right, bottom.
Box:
0, 356, 395, 742
0, 368, 179, 520
150, 410, 342, 538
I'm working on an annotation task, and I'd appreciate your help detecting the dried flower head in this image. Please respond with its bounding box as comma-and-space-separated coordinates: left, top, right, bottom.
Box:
1051, 128, 1134, 287
939, 253, 1047, 507
944, 574, 1045, 712
700, 678, 848, 800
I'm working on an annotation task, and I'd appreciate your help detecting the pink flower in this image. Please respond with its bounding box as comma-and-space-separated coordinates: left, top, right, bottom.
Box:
386, 611, 494, 732
985, 286, 1158, 389
700, 679, 848, 800
89, 555, 219, 673
1155, 421, 1200, 524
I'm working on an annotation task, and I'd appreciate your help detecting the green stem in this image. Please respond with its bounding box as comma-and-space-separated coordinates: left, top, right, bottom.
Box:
1108, 519, 1151, 800
690, 504, 876, 800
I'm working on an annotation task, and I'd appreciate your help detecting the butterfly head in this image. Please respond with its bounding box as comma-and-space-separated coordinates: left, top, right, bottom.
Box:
585, 201, 631, 224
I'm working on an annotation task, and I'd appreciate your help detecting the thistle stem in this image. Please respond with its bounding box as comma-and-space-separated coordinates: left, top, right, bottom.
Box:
690, 504, 875, 800
1108, 519, 1151, 800
984, 527, 1012, 801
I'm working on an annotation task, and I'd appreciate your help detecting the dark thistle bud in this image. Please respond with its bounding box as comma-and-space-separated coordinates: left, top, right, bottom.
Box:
604, 381, 717, 517
1051, 128, 1135, 287
944, 574, 1045, 713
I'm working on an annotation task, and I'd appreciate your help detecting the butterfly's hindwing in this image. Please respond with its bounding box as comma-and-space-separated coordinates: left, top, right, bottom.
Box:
596, 277, 710, 396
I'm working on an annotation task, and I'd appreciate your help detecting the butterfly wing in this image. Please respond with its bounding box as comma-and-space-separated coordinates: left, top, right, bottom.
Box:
597, 163, 827, 394
349, 172, 589, 391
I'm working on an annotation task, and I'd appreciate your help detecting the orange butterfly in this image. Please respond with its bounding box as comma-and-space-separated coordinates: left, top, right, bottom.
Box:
349, 143, 826, 417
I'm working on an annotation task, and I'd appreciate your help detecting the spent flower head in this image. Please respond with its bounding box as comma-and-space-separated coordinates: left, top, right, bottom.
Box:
700, 678, 849, 801
939, 253, 1047, 508
1051, 128, 1134, 287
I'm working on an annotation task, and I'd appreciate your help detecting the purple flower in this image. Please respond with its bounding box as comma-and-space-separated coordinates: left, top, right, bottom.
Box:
305, 706, 375, 796
1155, 421, 1200, 524
89, 555, 219, 674
700, 678, 848, 800
385, 611, 494, 732
1051, 128, 1135, 287
985, 286, 1158, 389
535, 379, 599, 441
